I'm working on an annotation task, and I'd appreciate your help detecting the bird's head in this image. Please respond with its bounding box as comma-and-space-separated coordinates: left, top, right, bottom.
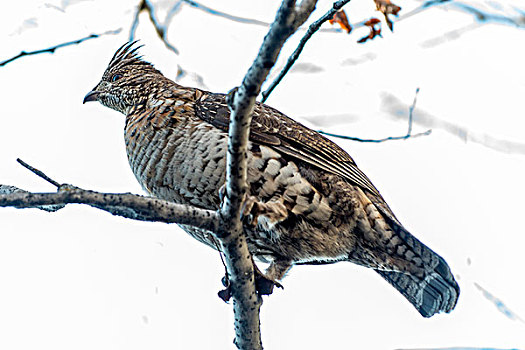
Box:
83, 42, 162, 114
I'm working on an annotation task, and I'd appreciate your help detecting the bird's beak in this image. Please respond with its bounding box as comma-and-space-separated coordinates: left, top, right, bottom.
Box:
83, 90, 101, 104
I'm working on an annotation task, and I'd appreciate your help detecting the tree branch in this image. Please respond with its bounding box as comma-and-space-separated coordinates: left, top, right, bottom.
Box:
0, 29, 122, 67
181, 0, 272, 27
217, 1, 317, 348
318, 128, 432, 142
179, 0, 343, 33
318, 88, 432, 143
382, 92, 525, 154
129, 0, 179, 55
0, 185, 219, 229
261, 0, 352, 103
0, 160, 219, 231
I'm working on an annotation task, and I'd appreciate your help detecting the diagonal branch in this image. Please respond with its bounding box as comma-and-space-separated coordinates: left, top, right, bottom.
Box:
261, 0, 352, 103
181, 0, 272, 27
0, 29, 122, 67
179, 0, 345, 33
129, 0, 179, 55
399, 0, 525, 30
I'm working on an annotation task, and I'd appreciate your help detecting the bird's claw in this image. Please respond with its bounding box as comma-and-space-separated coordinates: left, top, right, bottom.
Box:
254, 268, 283, 295
217, 266, 283, 303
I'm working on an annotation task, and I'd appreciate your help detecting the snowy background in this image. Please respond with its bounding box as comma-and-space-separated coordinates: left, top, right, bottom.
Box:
1, 0, 524, 349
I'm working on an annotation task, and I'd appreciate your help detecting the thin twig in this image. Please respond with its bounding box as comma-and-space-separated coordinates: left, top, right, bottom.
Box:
181, 0, 272, 27
318, 88, 432, 143
129, 0, 179, 55
318, 129, 432, 142
399, 0, 525, 28
407, 87, 419, 135
261, 0, 352, 103
164, 1, 184, 30
180, 0, 352, 33
382, 92, 525, 154
0, 29, 122, 67
16, 158, 60, 188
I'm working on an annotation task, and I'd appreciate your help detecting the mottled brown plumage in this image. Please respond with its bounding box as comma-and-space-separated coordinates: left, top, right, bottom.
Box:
84, 42, 459, 317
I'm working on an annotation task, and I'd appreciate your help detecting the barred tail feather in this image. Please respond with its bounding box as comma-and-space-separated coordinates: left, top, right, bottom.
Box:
377, 264, 459, 317
377, 227, 459, 317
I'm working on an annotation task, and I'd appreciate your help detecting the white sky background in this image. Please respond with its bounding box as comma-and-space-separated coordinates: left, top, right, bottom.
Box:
1, 0, 525, 349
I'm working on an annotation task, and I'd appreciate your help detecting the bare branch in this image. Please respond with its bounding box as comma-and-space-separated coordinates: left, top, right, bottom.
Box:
318, 88, 432, 143
415, 0, 525, 49
399, 0, 525, 30
181, 0, 272, 27
474, 282, 525, 323
0, 186, 219, 230
382, 92, 525, 154
1, 160, 219, 229
218, 1, 318, 348
0, 185, 64, 212
407, 87, 419, 136
129, 0, 179, 55
0, 29, 122, 67
16, 158, 60, 188
179, 0, 351, 33
444, 1, 525, 27
318, 129, 431, 142
164, 1, 184, 30
261, 0, 352, 103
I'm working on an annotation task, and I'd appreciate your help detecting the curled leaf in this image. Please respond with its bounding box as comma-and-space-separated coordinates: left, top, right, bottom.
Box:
374, 0, 401, 31
358, 18, 382, 43
329, 9, 352, 34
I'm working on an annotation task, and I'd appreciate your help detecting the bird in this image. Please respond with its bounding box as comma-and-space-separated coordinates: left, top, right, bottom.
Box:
83, 42, 459, 318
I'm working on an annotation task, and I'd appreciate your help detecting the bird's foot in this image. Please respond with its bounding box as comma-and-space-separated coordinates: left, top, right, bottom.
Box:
254, 265, 283, 295
242, 196, 288, 228
217, 265, 283, 302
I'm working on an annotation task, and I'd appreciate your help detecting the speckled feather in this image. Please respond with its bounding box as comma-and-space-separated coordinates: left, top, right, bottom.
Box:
84, 42, 459, 318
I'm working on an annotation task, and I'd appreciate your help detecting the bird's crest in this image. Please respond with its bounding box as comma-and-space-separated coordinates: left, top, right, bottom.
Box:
107, 41, 158, 73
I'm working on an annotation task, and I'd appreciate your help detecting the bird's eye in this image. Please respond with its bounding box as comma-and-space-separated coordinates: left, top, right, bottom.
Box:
111, 74, 122, 82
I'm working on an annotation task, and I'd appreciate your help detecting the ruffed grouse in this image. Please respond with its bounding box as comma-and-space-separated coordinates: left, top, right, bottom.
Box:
84, 42, 459, 317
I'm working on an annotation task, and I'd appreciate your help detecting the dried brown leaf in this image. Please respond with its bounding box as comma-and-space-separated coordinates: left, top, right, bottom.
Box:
329, 10, 352, 34
374, 0, 401, 31
358, 18, 382, 43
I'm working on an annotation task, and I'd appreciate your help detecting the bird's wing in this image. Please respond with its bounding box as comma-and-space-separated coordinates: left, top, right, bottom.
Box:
194, 91, 383, 198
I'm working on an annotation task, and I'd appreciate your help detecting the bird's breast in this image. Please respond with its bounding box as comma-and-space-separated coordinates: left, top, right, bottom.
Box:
124, 105, 228, 209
